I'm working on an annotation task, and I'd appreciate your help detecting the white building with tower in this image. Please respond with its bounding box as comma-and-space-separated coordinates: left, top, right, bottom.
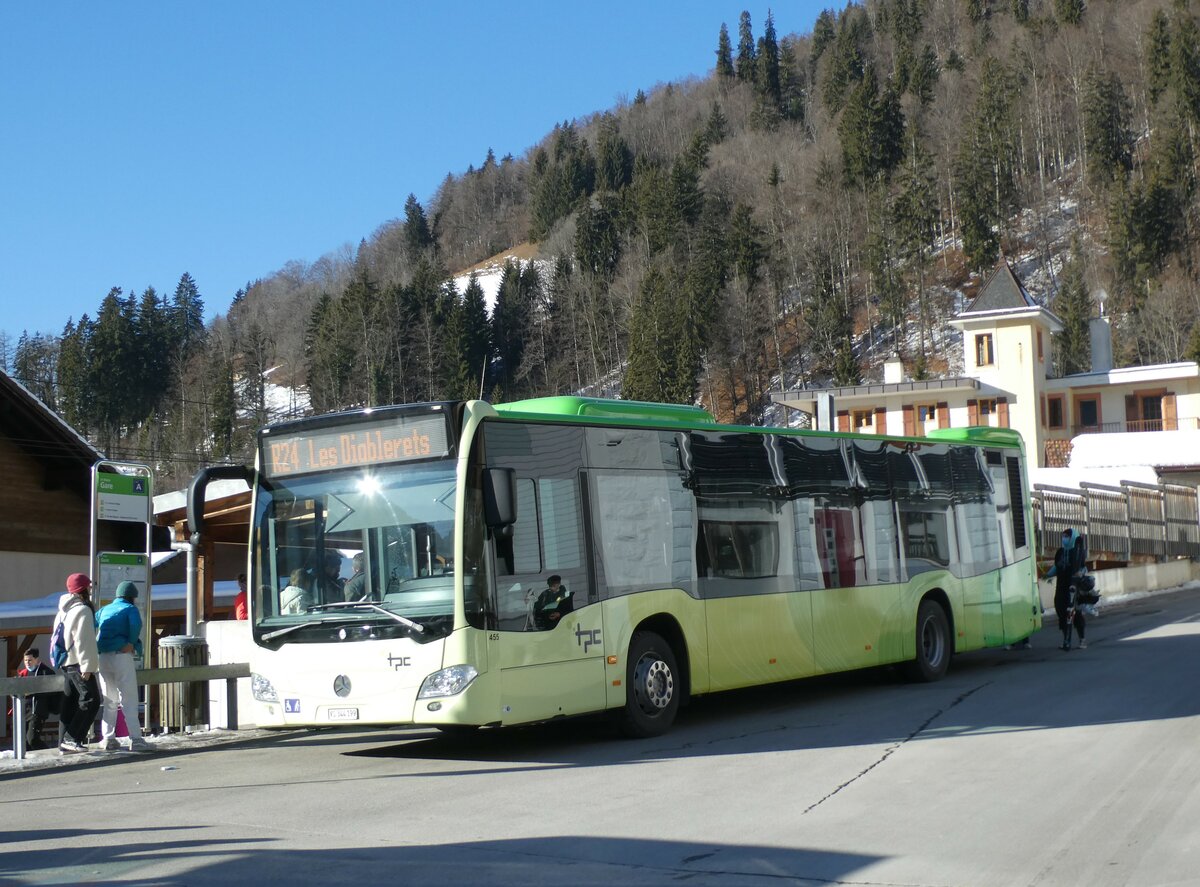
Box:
771, 262, 1200, 475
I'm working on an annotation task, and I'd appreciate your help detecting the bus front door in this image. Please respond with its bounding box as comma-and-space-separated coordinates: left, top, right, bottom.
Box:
491, 580, 607, 725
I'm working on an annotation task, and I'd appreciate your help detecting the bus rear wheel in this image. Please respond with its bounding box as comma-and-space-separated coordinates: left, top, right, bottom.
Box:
904, 599, 951, 682
620, 631, 680, 738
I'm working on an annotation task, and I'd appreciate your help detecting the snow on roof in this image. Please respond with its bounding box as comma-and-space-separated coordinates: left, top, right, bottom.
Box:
0, 581, 239, 630
1068, 431, 1200, 470
153, 477, 250, 515
1030, 464, 1160, 491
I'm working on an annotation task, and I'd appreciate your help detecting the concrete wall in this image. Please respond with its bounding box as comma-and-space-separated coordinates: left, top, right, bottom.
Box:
1037, 558, 1199, 611
199, 619, 255, 729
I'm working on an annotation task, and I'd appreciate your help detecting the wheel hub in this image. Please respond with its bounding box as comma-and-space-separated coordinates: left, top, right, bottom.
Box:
634, 656, 673, 711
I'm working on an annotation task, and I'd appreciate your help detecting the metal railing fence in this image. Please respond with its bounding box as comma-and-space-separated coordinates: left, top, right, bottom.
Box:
1033, 481, 1200, 563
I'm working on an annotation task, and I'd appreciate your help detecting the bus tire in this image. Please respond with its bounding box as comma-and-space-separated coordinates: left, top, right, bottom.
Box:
905, 599, 951, 682
620, 631, 680, 738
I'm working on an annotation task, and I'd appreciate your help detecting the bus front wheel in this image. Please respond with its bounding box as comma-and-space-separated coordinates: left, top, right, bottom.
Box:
905, 599, 951, 682
620, 631, 680, 738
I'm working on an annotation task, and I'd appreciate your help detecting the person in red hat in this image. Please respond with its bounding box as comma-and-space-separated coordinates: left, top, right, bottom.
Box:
52, 573, 101, 753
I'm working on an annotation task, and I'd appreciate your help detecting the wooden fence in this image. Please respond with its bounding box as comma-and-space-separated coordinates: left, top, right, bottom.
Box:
1033, 481, 1200, 563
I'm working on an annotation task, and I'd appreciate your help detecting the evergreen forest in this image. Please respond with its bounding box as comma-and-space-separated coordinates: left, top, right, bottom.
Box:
5, 0, 1200, 491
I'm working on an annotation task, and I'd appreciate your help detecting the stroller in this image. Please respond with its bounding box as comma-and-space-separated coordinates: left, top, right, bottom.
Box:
1065, 571, 1100, 647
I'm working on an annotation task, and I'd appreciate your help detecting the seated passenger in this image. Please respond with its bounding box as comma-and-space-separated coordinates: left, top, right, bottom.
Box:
344, 553, 367, 602
280, 568, 313, 614
533, 575, 573, 630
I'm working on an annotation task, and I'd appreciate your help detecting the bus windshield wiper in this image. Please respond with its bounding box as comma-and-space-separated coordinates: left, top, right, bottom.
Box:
306, 601, 425, 633
261, 617, 357, 642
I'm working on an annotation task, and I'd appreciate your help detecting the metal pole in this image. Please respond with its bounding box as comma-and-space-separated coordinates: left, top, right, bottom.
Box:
12, 695, 26, 760
174, 539, 197, 638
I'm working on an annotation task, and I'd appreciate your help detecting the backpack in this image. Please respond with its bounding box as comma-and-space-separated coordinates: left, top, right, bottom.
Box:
50, 618, 69, 668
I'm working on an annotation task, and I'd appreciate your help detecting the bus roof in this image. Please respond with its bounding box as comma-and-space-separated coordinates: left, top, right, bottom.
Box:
493, 397, 1024, 451
494, 396, 717, 426
926, 426, 1025, 449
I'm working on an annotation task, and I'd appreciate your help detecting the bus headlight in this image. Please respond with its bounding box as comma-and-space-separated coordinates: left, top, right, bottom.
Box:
417, 664, 478, 699
251, 672, 279, 702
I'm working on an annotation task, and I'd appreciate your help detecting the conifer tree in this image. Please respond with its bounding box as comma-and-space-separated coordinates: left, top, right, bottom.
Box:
736, 11, 756, 82
57, 317, 91, 430
490, 261, 532, 397
171, 273, 205, 355
755, 11, 782, 109
456, 273, 492, 399
1083, 69, 1134, 186
622, 266, 697, 403
339, 265, 382, 406
575, 193, 623, 278
909, 45, 939, 106
135, 286, 171, 420
715, 23, 735, 79
207, 353, 237, 458
1054, 0, 1083, 26
12, 331, 57, 409
821, 10, 868, 114
1053, 237, 1092, 376
305, 293, 351, 414
404, 193, 435, 256
594, 115, 633, 193
90, 288, 140, 447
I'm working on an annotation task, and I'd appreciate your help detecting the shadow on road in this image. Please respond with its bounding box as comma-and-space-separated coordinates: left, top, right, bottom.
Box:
0, 830, 883, 886
342, 590, 1200, 769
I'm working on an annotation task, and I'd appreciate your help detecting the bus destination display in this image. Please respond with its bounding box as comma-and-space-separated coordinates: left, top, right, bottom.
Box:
262, 414, 450, 477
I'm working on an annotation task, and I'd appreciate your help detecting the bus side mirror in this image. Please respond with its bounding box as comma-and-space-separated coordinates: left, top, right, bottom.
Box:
483, 467, 517, 530
188, 464, 254, 545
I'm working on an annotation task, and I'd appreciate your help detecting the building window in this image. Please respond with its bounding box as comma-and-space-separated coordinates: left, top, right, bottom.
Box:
975, 334, 995, 367
1047, 396, 1065, 429
852, 409, 874, 430
1076, 396, 1100, 429
979, 398, 996, 418
917, 403, 938, 424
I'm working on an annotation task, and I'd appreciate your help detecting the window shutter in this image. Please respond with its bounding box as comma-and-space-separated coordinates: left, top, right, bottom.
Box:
967, 399, 979, 425
1164, 393, 1178, 430
937, 401, 949, 429
903, 405, 915, 436
1125, 395, 1138, 423
874, 406, 887, 435
837, 410, 850, 432
997, 397, 1009, 427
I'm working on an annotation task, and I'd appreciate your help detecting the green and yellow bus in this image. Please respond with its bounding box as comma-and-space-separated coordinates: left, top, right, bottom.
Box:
190, 396, 1041, 737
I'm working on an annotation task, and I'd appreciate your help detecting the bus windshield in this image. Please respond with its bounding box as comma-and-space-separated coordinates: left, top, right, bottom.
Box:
250, 459, 459, 644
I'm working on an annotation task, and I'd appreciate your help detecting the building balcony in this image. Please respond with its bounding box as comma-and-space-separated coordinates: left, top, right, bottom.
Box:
1067, 417, 1199, 436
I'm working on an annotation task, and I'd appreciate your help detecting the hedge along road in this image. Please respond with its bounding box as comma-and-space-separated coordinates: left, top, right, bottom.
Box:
2, 586, 1199, 887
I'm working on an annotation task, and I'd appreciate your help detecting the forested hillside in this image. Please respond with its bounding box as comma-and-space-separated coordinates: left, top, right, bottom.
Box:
7, 0, 1200, 490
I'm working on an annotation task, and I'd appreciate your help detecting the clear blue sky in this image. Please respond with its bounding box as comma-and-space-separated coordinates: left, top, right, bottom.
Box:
1, 3, 834, 343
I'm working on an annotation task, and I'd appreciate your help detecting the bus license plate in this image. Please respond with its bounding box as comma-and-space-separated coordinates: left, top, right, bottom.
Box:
327, 707, 359, 721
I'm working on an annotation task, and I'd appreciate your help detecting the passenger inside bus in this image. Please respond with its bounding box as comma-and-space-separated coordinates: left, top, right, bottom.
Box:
280, 568, 314, 614
343, 552, 367, 601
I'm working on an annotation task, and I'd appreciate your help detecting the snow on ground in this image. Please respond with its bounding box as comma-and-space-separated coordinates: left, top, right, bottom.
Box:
451, 256, 552, 318
0, 726, 281, 774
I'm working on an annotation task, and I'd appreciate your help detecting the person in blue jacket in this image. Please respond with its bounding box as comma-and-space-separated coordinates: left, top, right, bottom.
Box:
95, 581, 150, 751
1045, 527, 1088, 651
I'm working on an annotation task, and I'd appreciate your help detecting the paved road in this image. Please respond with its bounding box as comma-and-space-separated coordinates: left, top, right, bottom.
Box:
4, 588, 1199, 886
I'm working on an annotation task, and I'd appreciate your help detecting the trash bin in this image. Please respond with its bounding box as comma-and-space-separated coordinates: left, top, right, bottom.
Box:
157, 636, 209, 732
